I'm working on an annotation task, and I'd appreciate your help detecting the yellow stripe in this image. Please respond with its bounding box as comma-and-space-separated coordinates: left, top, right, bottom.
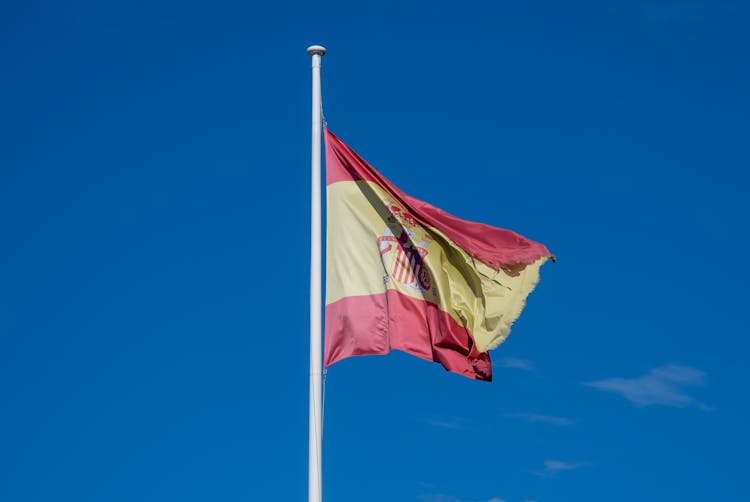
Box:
326, 180, 546, 352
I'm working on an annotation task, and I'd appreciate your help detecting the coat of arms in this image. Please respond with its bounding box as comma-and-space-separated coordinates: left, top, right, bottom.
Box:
377, 202, 433, 293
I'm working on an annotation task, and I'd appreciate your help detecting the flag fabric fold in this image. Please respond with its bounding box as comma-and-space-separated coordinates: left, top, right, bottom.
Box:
324, 128, 551, 381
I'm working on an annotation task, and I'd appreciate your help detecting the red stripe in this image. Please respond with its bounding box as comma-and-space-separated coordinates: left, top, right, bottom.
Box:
396, 250, 403, 282
393, 249, 402, 281
325, 128, 551, 269
402, 251, 412, 283
404, 253, 414, 283
324, 291, 492, 381
396, 249, 408, 283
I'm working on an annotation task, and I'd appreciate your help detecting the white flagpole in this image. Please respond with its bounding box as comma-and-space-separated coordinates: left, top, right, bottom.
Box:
307, 44, 326, 502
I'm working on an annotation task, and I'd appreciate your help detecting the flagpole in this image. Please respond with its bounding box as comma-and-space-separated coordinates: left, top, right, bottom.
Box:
307, 44, 326, 502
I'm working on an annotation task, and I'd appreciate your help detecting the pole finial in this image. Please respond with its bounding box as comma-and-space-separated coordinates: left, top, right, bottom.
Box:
307, 45, 327, 56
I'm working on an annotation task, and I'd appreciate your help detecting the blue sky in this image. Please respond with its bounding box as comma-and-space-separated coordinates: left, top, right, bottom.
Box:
2, 1, 749, 501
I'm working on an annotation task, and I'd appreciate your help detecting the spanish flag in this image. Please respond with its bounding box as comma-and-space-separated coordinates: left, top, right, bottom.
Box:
324, 129, 552, 381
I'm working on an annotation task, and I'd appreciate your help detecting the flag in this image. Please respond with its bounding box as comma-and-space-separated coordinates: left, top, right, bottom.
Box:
324, 129, 552, 381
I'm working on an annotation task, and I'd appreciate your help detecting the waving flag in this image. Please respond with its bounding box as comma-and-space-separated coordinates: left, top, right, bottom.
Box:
324, 129, 552, 381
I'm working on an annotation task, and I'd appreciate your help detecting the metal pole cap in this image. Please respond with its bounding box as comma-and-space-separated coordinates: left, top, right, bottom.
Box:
306, 45, 327, 56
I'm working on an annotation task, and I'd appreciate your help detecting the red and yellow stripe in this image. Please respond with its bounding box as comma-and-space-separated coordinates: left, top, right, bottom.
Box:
324, 129, 551, 381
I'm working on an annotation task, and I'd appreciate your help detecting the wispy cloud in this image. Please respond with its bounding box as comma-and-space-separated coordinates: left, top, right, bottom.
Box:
503, 412, 574, 426
426, 418, 464, 430
584, 365, 707, 408
418, 495, 505, 502
535, 460, 586, 477
496, 357, 533, 371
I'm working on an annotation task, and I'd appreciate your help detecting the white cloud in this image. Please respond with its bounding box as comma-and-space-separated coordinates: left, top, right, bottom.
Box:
535, 460, 586, 477
496, 357, 533, 371
584, 364, 707, 407
503, 412, 574, 426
